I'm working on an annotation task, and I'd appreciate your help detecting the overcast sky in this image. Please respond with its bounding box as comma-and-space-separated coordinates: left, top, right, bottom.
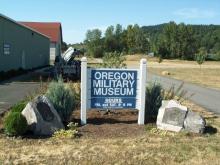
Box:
1, 0, 220, 44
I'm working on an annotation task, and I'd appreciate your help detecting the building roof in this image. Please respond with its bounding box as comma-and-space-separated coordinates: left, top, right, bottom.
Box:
19, 22, 63, 43
0, 13, 50, 39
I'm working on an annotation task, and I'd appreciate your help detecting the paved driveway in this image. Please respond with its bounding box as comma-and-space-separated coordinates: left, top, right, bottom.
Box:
0, 67, 52, 114
0, 81, 40, 114
147, 72, 220, 115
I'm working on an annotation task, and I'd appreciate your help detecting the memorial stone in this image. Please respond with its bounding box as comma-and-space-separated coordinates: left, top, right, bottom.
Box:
22, 95, 64, 135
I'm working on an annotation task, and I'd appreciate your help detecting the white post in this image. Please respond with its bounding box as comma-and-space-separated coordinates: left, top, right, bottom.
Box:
138, 59, 147, 125
81, 57, 87, 125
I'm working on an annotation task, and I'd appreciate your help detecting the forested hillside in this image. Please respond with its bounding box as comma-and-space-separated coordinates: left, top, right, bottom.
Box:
142, 22, 220, 59
79, 21, 220, 60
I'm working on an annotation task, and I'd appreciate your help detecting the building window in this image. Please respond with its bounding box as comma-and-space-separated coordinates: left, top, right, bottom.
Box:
3, 43, 11, 55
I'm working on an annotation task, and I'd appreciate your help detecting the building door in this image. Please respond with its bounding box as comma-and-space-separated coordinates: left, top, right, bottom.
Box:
22, 51, 26, 69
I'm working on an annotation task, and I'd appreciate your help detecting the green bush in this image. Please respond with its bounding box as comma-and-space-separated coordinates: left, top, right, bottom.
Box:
145, 83, 163, 122
4, 112, 28, 136
46, 77, 75, 123
69, 83, 81, 108
145, 82, 192, 123
101, 52, 127, 68
10, 101, 27, 113
195, 47, 206, 67
214, 51, 220, 60
53, 122, 79, 139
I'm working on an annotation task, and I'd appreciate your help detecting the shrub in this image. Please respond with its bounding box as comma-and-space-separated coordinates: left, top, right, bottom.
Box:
53, 122, 78, 139
101, 52, 127, 68
4, 112, 28, 136
53, 129, 78, 139
69, 82, 81, 108
145, 82, 192, 123
195, 47, 206, 69
46, 77, 75, 123
10, 101, 27, 113
158, 55, 163, 63
162, 82, 191, 103
214, 51, 220, 61
145, 83, 163, 122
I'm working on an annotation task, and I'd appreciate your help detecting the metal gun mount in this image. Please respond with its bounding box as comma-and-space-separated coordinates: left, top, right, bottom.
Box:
54, 47, 81, 80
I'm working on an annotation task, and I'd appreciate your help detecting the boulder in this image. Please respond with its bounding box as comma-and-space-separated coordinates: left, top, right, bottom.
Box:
162, 71, 171, 76
157, 100, 187, 132
184, 111, 206, 134
22, 95, 64, 136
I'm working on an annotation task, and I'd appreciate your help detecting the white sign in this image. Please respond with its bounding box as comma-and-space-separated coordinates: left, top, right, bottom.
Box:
80, 57, 147, 125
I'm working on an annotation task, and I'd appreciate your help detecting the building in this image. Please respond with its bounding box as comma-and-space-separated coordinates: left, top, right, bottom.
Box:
0, 14, 50, 72
19, 22, 63, 62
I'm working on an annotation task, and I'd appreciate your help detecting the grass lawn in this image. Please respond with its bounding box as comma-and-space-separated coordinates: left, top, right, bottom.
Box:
149, 68, 220, 89
0, 128, 219, 164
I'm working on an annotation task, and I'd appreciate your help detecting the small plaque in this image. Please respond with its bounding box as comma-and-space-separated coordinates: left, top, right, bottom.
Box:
36, 102, 55, 122
162, 107, 187, 126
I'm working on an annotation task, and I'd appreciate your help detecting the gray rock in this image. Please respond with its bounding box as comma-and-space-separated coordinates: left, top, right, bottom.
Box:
184, 111, 206, 134
22, 95, 64, 136
157, 100, 188, 132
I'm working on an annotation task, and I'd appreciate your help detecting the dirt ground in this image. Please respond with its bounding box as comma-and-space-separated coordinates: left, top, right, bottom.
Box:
1, 99, 215, 140
72, 110, 145, 139
0, 109, 145, 139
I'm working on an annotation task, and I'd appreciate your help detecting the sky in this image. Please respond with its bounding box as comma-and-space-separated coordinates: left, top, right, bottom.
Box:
0, 0, 220, 44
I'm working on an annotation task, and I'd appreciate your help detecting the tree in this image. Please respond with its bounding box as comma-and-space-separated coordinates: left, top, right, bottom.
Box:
135, 26, 150, 53
104, 25, 116, 52
178, 24, 196, 59
104, 24, 126, 53
126, 24, 149, 54
158, 55, 163, 63
115, 24, 124, 52
157, 34, 169, 58
85, 29, 104, 57
83, 22, 220, 60
216, 51, 220, 60
156, 22, 197, 59
163, 21, 179, 58
126, 25, 136, 53
86, 29, 102, 41
195, 47, 207, 74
